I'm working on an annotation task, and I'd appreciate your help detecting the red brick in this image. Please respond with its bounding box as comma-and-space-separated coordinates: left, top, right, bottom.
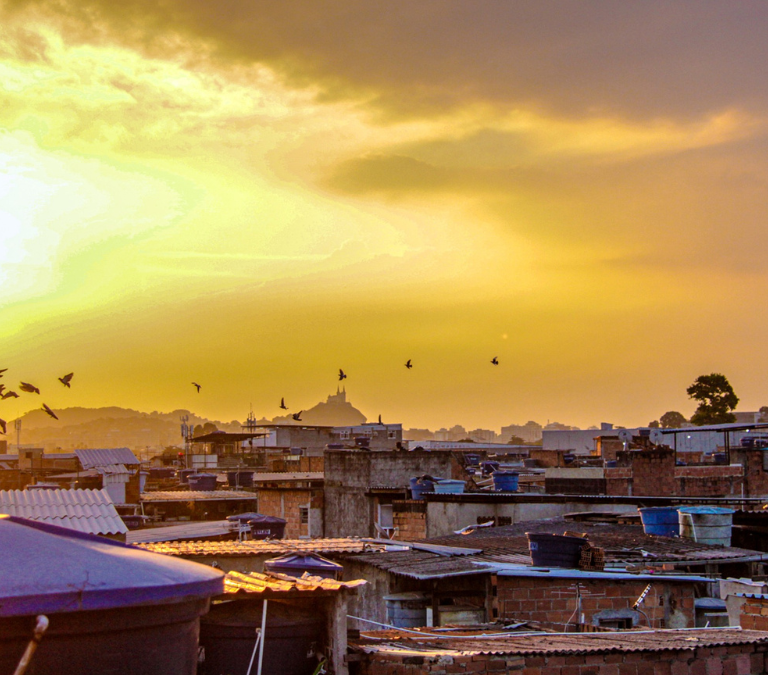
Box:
735, 654, 751, 675
705, 659, 723, 675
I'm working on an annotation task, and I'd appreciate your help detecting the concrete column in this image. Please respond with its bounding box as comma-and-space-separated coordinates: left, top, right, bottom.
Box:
328, 591, 349, 675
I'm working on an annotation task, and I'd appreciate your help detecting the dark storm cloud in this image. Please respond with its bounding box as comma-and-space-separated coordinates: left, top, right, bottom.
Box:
6, 0, 768, 121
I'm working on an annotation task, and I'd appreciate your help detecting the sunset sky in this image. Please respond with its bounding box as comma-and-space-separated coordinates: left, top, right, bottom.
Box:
1, 1, 767, 431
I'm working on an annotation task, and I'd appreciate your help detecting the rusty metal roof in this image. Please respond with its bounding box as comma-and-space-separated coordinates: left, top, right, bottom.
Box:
223, 570, 366, 595
422, 518, 768, 565
352, 628, 768, 657
139, 538, 387, 557
0, 488, 127, 535
344, 548, 492, 580
140, 490, 258, 502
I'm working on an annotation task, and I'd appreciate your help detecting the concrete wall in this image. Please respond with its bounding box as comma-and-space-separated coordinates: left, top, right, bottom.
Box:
324, 450, 457, 538
425, 499, 631, 538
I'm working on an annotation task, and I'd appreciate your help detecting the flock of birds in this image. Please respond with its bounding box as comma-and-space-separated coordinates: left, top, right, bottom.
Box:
0, 354, 502, 435
188, 357, 501, 424
0, 369, 73, 435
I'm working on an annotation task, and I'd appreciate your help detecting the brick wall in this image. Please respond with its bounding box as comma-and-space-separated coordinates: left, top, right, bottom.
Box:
731, 448, 768, 497
605, 453, 742, 497
732, 595, 768, 631
545, 478, 606, 495
497, 576, 695, 631
393, 500, 427, 540
529, 449, 570, 468
257, 487, 316, 538
357, 643, 765, 675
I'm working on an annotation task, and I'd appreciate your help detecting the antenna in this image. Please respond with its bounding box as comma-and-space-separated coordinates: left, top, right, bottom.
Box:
14, 419, 21, 451
650, 428, 664, 445
617, 429, 632, 452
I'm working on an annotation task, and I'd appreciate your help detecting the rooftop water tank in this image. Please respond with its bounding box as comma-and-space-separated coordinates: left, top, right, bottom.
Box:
247, 514, 287, 540
188, 473, 218, 491
0, 515, 223, 675
264, 552, 343, 580
227, 470, 254, 488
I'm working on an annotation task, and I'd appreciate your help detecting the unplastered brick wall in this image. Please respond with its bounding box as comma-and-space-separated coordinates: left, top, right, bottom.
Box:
358, 643, 766, 675
257, 488, 311, 538
393, 500, 427, 541
497, 576, 695, 631
735, 595, 768, 631
675, 465, 743, 497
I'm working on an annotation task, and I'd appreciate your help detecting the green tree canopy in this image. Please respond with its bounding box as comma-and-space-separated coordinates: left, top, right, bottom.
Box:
660, 411, 688, 429
648, 420, 660, 428
687, 373, 739, 426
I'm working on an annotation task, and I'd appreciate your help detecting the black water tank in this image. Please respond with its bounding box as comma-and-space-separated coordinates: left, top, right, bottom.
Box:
264, 552, 343, 580
200, 599, 323, 675
227, 470, 254, 488
247, 514, 287, 540
0, 516, 223, 675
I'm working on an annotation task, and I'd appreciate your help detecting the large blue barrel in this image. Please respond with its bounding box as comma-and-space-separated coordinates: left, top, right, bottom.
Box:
492, 471, 519, 492
638, 506, 680, 537
409, 476, 435, 500
188, 474, 218, 491
527, 533, 586, 567
433, 479, 466, 494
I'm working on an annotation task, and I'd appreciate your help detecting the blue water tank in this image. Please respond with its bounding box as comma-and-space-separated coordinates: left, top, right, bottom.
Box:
0, 516, 223, 675
492, 471, 519, 492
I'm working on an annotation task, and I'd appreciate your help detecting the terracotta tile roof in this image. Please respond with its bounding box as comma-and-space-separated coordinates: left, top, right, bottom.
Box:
352, 628, 768, 657
139, 538, 386, 557
224, 570, 365, 595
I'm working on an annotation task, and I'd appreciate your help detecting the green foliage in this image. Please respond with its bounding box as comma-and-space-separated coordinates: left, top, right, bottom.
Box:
648, 420, 660, 428
687, 373, 739, 426
660, 411, 687, 429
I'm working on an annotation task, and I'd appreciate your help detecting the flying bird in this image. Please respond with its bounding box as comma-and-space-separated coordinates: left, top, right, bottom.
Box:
280, 398, 288, 410
0, 368, 7, 377
2, 390, 19, 399
41, 404, 58, 420
338, 369, 347, 381
491, 356, 499, 365
58, 372, 74, 388
0, 384, 4, 395
292, 411, 303, 421
19, 382, 40, 394
192, 382, 201, 393
405, 359, 412, 369
0, 419, 5, 434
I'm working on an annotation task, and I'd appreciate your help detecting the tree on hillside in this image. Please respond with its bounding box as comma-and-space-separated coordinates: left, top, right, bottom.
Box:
687, 373, 739, 426
660, 411, 688, 429
648, 420, 660, 428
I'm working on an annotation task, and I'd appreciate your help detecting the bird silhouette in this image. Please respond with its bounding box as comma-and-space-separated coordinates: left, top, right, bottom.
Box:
491, 356, 499, 365
192, 382, 201, 393
0, 384, 4, 395
378, 414, 382, 424
405, 359, 412, 369
280, 398, 288, 410
292, 411, 303, 421
58, 373, 74, 388
0, 419, 5, 434
41, 404, 58, 420
338, 369, 347, 381
1, 391, 19, 399
0, 368, 6, 377
19, 382, 40, 394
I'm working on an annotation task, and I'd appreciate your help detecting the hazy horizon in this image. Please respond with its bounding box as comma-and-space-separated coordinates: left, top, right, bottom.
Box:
2, 2, 767, 432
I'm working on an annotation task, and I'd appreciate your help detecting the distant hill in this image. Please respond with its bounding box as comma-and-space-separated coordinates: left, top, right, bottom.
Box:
271, 388, 367, 426
12, 407, 242, 453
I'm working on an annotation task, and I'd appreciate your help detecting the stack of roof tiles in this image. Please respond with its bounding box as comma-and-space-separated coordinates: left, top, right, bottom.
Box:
224, 570, 365, 595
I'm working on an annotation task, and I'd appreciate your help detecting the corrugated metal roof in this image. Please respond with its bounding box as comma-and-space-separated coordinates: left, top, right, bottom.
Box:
352, 628, 768, 657
422, 517, 768, 565
344, 549, 493, 579
0, 489, 128, 535
76, 448, 139, 469
140, 490, 258, 502
250, 472, 324, 482
127, 520, 232, 544
140, 538, 386, 556
224, 570, 366, 595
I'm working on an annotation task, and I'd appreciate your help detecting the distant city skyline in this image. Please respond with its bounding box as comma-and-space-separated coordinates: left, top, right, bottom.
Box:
2, 3, 767, 430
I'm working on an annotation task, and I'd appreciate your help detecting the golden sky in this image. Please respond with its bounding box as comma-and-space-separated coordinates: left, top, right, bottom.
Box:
1, 1, 767, 431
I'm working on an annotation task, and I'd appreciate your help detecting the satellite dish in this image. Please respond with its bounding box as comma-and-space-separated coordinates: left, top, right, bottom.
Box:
650, 428, 664, 445
617, 429, 633, 443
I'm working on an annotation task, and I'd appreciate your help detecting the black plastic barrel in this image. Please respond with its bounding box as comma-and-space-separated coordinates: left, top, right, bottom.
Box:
178, 469, 196, 483
188, 474, 218, 491
527, 532, 587, 567
264, 552, 343, 580
199, 600, 323, 675
227, 470, 254, 488
247, 515, 287, 540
